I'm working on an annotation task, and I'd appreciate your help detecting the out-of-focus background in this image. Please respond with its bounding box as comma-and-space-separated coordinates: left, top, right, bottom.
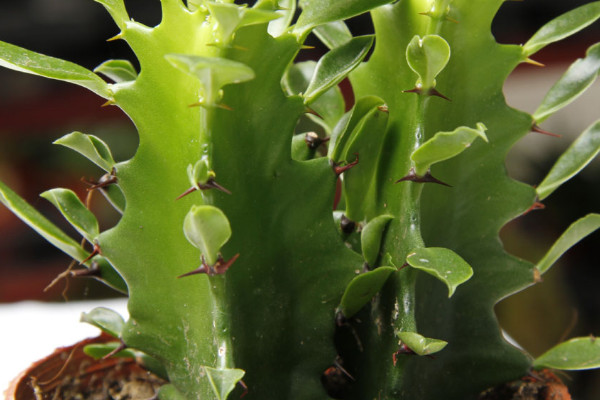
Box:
0, 0, 599, 398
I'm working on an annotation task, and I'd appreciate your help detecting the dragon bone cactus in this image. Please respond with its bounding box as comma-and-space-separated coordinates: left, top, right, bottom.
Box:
2, 0, 600, 398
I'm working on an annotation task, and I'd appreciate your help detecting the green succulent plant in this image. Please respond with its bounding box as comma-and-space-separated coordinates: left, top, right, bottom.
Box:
2, 0, 600, 399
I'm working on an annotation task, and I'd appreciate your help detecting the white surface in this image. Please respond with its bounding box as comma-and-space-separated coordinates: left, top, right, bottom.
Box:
0, 298, 127, 395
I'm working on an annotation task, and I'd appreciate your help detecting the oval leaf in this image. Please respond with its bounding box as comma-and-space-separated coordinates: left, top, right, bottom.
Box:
361, 215, 394, 266
397, 332, 448, 356
537, 119, 600, 200
304, 35, 374, 104
166, 54, 255, 105
204, 366, 246, 400
268, 0, 296, 37
411, 123, 488, 176
406, 35, 451, 89
0, 180, 88, 262
208, 3, 281, 43
534, 43, 600, 123
84, 342, 136, 360
406, 247, 474, 297
94, 59, 138, 83
533, 336, 600, 370
313, 20, 353, 49
0, 40, 110, 99
339, 266, 396, 318
523, 2, 600, 56
54, 131, 116, 172
536, 213, 600, 275
40, 188, 100, 243
294, 0, 392, 39
183, 205, 232, 265
80, 307, 125, 338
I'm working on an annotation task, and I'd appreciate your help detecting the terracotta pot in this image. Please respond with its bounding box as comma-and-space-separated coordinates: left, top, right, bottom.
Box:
5, 335, 165, 400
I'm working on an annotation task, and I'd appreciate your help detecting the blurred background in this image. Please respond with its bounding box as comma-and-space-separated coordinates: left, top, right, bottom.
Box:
0, 0, 598, 398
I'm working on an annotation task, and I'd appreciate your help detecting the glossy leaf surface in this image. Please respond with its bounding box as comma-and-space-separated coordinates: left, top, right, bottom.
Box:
523, 2, 600, 56
0, 40, 110, 99
406, 247, 473, 297
54, 131, 116, 172
536, 213, 600, 274
294, 0, 392, 38
406, 34, 451, 89
537, 119, 600, 200
339, 266, 396, 318
361, 214, 394, 266
304, 35, 374, 104
268, 0, 296, 37
183, 205, 231, 266
313, 20, 353, 49
80, 307, 125, 338
94, 59, 138, 83
40, 188, 100, 243
534, 336, 600, 370
411, 123, 488, 176
397, 332, 448, 356
534, 43, 600, 123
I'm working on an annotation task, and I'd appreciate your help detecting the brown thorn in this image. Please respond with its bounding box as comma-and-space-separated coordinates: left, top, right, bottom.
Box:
175, 186, 198, 200
403, 87, 422, 95
177, 264, 209, 278
403, 87, 451, 101
80, 243, 102, 265
395, 168, 452, 187
203, 178, 232, 195
214, 253, 240, 275
238, 379, 248, 398
378, 104, 389, 113
532, 124, 561, 138
102, 340, 128, 360
332, 153, 359, 176
70, 261, 102, 278
523, 201, 545, 215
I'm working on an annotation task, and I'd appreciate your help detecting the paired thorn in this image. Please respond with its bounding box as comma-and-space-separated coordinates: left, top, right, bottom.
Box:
396, 168, 451, 187
523, 201, 545, 216
532, 124, 561, 138
176, 178, 232, 200
305, 132, 330, 150
404, 87, 451, 101
82, 168, 118, 191
80, 243, 102, 265
238, 380, 248, 398
178, 253, 240, 278
331, 153, 359, 176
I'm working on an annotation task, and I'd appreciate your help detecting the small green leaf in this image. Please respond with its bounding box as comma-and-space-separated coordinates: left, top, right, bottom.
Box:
84, 342, 136, 360
328, 96, 385, 160
313, 20, 353, 49
282, 61, 345, 132
406, 35, 451, 89
80, 307, 125, 338
40, 188, 100, 243
54, 131, 116, 172
304, 35, 374, 104
98, 184, 126, 215
0, 40, 111, 99
397, 332, 448, 356
339, 267, 396, 318
534, 43, 600, 123
536, 214, 600, 275
166, 54, 255, 105
268, 0, 296, 37
523, 2, 600, 56
94, 59, 138, 83
406, 247, 474, 297
0, 180, 88, 262
294, 0, 392, 39
411, 123, 488, 176
95, 0, 130, 30
361, 215, 394, 266
533, 336, 600, 370
204, 366, 246, 400
208, 3, 280, 43
187, 159, 215, 190
537, 120, 600, 200
183, 205, 232, 266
